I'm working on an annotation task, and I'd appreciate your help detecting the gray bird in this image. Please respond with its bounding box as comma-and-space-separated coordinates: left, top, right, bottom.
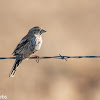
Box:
9, 26, 46, 77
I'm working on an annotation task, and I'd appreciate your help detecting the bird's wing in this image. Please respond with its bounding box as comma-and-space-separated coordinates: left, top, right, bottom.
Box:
12, 38, 29, 56
29, 36, 36, 51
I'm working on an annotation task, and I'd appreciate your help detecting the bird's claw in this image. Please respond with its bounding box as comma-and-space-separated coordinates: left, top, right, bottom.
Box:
35, 56, 40, 63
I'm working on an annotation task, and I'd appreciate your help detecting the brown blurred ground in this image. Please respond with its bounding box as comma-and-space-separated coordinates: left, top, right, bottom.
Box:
0, 0, 100, 100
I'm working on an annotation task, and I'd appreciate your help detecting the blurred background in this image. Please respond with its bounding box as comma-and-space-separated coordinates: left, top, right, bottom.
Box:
0, 0, 100, 100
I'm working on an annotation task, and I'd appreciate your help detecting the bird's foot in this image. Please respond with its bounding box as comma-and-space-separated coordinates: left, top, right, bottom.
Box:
31, 55, 40, 63
35, 56, 40, 63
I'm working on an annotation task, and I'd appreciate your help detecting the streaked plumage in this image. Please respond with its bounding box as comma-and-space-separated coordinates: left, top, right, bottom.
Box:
9, 26, 46, 77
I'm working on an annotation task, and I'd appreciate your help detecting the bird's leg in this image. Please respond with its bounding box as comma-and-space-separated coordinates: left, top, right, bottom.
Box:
31, 55, 40, 63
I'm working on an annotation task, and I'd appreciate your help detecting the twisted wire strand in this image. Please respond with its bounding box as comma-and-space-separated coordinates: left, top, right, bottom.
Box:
0, 54, 100, 61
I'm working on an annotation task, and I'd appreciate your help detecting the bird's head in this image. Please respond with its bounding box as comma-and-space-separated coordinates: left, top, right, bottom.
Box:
29, 26, 46, 36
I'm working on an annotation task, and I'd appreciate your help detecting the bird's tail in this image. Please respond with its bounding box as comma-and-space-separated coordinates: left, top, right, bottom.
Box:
9, 56, 22, 77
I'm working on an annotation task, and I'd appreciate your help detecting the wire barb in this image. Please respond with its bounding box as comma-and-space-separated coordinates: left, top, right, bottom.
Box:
59, 54, 67, 61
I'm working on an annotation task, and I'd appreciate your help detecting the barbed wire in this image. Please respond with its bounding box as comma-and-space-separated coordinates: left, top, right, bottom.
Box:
0, 54, 100, 61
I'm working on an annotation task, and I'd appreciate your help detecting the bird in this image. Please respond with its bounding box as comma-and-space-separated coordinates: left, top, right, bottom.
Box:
9, 26, 46, 77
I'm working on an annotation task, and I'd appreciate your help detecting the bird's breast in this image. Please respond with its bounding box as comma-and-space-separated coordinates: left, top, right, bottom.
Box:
35, 35, 42, 50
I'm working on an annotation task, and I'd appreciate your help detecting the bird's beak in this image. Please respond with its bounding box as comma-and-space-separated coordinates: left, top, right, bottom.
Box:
40, 29, 46, 34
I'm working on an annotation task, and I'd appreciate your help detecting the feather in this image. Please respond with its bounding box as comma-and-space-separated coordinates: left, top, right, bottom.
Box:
9, 56, 22, 77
